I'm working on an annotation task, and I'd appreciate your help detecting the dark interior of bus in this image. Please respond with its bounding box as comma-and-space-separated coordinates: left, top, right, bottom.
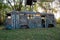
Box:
48, 24, 54, 28
6, 13, 11, 16
41, 15, 45, 28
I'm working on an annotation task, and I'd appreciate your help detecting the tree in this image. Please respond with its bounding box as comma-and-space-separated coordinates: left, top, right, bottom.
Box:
37, 0, 55, 13
0, 0, 6, 25
0, 0, 11, 25
6, 0, 22, 11
38, 0, 54, 2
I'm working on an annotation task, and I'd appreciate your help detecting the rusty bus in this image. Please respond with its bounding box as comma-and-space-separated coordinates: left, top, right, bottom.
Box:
5, 11, 56, 29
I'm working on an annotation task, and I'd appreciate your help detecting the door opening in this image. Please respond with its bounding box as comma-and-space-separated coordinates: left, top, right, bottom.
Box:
41, 15, 45, 28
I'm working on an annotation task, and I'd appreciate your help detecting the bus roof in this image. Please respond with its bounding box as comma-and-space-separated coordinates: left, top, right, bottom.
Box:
7, 11, 54, 16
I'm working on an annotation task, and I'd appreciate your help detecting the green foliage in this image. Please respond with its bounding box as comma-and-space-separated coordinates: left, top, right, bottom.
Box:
0, 0, 57, 24
0, 0, 13, 25
40, 0, 54, 2
56, 18, 60, 24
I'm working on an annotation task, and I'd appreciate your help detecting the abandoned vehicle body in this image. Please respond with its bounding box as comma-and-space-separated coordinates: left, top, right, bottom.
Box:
5, 11, 56, 29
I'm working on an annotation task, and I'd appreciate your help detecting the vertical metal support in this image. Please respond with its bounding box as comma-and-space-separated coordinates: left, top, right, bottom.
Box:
15, 14, 20, 29
12, 14, 15, 29
15, 14, 16, 29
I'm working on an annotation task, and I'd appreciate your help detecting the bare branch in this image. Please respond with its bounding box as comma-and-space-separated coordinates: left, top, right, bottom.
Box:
7, 0, 14, 10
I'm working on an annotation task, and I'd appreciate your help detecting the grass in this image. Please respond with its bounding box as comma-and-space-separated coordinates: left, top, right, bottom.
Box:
0, 24, 60, 40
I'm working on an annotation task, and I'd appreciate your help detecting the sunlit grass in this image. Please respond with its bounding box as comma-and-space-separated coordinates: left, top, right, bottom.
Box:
0, 24, 60, 40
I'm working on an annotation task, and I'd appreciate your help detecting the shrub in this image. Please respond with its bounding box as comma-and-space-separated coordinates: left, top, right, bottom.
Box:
56, 18, 60, 24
